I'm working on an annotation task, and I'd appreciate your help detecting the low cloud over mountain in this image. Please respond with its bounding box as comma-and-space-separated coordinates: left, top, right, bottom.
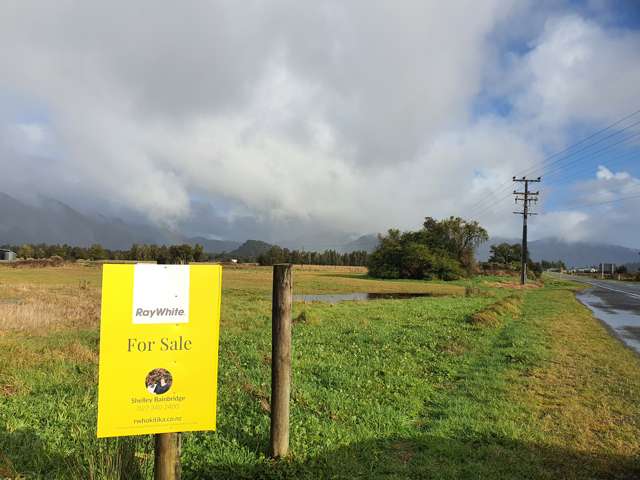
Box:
478, 236, 640, 268
1, 3, 639, 246
0, 193, 238, 252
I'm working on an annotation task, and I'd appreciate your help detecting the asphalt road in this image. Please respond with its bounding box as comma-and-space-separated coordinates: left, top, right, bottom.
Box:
556, 274, 640, 353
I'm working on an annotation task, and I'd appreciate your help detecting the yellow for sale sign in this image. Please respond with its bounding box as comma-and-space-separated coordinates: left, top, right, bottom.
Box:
97, 264, 221, 438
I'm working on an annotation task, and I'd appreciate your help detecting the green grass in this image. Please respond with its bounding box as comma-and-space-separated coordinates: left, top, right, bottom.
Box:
1, 267, 639, 479
0, 263, 102, 286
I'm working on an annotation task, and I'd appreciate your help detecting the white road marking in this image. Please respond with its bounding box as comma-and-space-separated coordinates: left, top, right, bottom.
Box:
585, 281, 640, 300
552, 273, 640, 300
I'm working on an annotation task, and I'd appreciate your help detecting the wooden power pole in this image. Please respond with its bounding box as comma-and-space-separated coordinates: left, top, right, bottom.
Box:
513, 176, 541, 285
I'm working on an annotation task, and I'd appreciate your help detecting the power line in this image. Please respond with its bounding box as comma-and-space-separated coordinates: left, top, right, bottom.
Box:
470, 126, 640, 217
468, 108, 640, 217
472, 188, 515, 218
544, 150, 640, 187
563, 192, 640, 210
541, 128, 640, 180
523, 117, 640, 179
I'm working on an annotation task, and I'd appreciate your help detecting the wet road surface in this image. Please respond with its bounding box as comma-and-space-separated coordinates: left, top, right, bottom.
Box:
558, 275, 640, 353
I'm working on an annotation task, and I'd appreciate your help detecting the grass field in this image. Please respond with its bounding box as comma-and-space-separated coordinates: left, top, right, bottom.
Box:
1, 264, 639, 479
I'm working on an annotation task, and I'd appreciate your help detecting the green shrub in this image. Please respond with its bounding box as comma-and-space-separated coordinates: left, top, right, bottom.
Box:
367, 215, 486, 281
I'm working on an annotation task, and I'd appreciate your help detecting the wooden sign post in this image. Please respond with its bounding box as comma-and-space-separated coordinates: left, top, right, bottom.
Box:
155, 432, 181, 480
270, 264, 292, 458
154, 259, 182, 480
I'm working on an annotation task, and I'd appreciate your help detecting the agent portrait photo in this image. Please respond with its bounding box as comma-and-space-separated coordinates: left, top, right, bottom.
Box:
145, 368, 173, 395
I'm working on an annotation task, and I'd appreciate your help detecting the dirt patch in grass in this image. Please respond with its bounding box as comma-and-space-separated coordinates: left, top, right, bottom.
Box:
391, 441, 415, 465
0, 381, 20, 397
0, 451, 18, 479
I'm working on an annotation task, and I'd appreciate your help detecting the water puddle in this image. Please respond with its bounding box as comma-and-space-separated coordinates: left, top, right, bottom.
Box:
577, 289, 640, 354
293, 292, 436, 304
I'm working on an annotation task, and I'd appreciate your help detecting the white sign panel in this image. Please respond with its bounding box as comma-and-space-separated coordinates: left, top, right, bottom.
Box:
132, 264, 190, 324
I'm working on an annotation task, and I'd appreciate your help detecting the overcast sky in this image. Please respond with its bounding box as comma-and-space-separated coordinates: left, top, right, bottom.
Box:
1, 1, 640, 247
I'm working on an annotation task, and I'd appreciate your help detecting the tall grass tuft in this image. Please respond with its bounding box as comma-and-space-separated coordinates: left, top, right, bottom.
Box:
0, 283, 99, 331
468, 294, 522, 327
82, 436, 152, 480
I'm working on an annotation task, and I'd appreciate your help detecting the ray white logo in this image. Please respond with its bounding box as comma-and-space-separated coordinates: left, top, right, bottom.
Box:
132, 264, 190, 324
135, 307, 185, 319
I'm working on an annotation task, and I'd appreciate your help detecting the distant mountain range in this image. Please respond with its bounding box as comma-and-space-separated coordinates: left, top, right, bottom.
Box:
0, 192, 241, 253
187, 237, 240, 254
222, 237, 378, 260
477, 236, 640, 268
0, 192, 380, 255
339, 234, 379, 253
1, 192, 638, 266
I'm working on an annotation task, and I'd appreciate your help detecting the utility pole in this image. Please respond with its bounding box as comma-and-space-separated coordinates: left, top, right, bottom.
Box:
513, 176, 541, 285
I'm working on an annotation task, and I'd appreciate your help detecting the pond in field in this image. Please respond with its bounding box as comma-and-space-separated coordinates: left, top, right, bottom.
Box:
293, 292, 436, 304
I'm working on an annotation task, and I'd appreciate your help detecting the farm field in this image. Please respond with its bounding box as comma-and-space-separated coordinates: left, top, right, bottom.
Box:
1, 264, 640, 479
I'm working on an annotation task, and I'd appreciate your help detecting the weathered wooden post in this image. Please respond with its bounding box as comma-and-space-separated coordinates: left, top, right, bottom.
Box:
270, 263, 292, 458
154, 433, 181, 480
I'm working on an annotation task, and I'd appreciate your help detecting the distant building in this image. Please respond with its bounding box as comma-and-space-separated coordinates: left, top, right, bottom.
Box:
574, 267, 597, 273
0, 249, 16, 262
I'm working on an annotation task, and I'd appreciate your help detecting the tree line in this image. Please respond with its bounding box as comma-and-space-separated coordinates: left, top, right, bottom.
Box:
3, 228, 569, 276
0, 243, 208, 263
485, 242, 566, 275
257, 246, 368, 266
0, 242, 369, 266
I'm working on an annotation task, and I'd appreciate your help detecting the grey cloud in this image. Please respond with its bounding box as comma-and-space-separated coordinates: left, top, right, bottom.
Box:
0, 1, 639, 246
